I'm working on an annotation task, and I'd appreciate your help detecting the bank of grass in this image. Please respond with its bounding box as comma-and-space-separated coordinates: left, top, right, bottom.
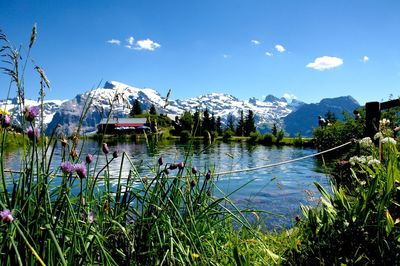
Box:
0, 132, 25, 150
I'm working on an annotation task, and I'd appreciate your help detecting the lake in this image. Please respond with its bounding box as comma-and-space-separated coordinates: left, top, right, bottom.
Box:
3, 139, 329, 228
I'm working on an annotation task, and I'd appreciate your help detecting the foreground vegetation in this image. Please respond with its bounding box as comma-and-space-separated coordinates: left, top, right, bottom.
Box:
1, 25, 400, 265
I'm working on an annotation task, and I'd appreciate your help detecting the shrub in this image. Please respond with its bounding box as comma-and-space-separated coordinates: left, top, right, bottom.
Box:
292, 133, 303, 147
180, 130, 192, 142
287, 122, 400, 264
262, 133, 276, 145
223, 129, 235, 142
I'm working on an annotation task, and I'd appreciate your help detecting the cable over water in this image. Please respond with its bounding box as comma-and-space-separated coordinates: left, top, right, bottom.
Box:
3, 141, 353, 180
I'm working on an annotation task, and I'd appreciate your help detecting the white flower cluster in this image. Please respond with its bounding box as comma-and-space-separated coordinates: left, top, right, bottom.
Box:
367, 159, 381, 166
359, 137, 373, 148
374, 132, 383, 140
380, 118, 390, 128
381, 137, 397, 145
349, 155, 381, 167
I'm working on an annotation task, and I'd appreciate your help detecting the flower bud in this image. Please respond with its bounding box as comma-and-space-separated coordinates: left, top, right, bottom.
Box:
102, 143, 109, 155
158, 156, 163, 166
86, 154, 93, 164
191, 166, 197, 174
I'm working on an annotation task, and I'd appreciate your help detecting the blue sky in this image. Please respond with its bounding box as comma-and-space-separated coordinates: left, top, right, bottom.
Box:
1, 0, 400, 105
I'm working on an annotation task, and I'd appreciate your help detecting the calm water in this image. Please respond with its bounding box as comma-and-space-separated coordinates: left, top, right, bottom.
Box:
4, 140, 329, 228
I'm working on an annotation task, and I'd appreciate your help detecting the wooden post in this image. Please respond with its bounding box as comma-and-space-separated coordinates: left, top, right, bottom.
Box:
365, 101, 380, 138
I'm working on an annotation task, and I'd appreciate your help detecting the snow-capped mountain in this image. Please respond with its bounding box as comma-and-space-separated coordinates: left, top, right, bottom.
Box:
0, 98, 67, 126
1, 81, 359, 136
44, 81, 299, 135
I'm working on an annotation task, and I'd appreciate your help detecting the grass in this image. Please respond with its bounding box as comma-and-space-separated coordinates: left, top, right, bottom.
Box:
0, 26, 284, 265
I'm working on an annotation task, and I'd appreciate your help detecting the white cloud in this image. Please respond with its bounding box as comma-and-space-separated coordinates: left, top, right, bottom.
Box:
222, 54, 231, 59
125, 45, 132, 49
283, 93, 297, 102
275, 44, 285, 53
265, 52, 273, 57
306, 56, 343, 71
362, 55, 369, 63
107, 39, 121, 45
127, 36, 135, 45
134, 39, 161, 51
251, 40, 260, 45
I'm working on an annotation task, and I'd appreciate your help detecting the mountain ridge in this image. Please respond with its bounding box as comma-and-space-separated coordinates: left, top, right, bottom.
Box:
0, 81, 360, 136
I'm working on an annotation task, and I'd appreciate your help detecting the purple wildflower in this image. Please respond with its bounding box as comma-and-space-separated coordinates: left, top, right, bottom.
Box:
61, 161, 75, 174
102, 143, 109, 155
2, 114, 11, 128
25, 106, 40, 122
74, 162, 86, 179
190, 179, 196, 188
112, 150, 119, 159
85, 154, 93, 164
191, 166, 197, 174
27, 126, 40, 141
169, 163, 178, 170
177, 162, 185, 170
0, 209, 13, 223
205, 170, 211, 180
158, 156, 164, 166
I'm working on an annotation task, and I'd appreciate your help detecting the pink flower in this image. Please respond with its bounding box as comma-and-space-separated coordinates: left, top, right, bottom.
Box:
74, 162, 86, 179
61, 161, 75, 174
27, 126, 40, 141
2, 114, 11, 128
25, 106, 39, 122
0, 209, 13, 223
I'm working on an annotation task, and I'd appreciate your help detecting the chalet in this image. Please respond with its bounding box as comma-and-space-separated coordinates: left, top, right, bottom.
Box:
97, 118, 150, 134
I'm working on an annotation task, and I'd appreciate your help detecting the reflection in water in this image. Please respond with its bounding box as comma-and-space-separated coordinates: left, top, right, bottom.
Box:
4, 140, 328, 228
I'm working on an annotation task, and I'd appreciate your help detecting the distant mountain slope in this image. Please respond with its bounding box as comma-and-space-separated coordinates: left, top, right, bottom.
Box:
283, 96, 360, 136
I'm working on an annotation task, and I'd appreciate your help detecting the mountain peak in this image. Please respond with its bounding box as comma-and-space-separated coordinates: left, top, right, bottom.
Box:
264, 94, 280, 103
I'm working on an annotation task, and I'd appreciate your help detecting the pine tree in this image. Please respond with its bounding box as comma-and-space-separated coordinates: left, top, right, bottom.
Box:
236, 110, 245, 136
216, 116, 222, 135
130, 98, 142, 117
193, 109, 201, 136
226, 114, 235, 132
244, 110, 256, 136
272, 123, 278, 136
210, 113, 217, 132
180, 111, 194, 132
202, 108, 211, 133
149, 104, 157, 115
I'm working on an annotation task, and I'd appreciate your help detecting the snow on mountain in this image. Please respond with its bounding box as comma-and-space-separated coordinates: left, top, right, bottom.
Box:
1, 81, 359, 137
44, 81, 296, 135
0, 98, 67, 126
